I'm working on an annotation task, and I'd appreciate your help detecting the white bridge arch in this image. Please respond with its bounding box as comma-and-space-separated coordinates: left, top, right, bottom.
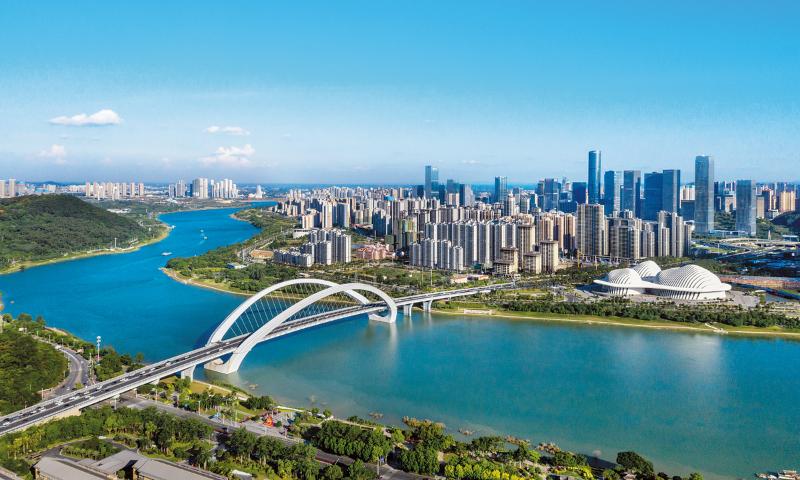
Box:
204, 279, 397, 374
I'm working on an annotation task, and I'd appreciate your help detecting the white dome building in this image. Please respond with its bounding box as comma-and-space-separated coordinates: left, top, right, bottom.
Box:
594, 263, 731, 301
632, 260, 661, 280
602, 268, 645, 296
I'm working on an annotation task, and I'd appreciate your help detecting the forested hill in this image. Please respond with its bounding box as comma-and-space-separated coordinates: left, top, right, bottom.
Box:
0, 194, 151, 270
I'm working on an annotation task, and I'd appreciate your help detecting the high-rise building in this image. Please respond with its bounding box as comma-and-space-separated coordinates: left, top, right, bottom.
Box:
192, 178, 209, 199
603, 170, 622, 215
459, 183, 474, 207
622, 170, 641, 216
542, 178, 561, 211
643, 172, 663, 221
539, 240, 560, 273
424, 165, 439, 198
335, 202, 351, 228
735, 180, 757, 236
494, 176, 508, 203
657, 211, 687, 257
576, 203, 606, 258
502, 193, 518, 217
694, 155, 715, 233
587, 150, 602, 204
572, 182, 588, 206
661, 169, 681, 214
608, 216, 641, 261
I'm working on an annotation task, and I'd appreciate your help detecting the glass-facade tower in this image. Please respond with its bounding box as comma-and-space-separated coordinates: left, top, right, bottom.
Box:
694, 155, 714, 233
424, 165, 439, 198
735, 179, 757, 235
587, 150, 602, 204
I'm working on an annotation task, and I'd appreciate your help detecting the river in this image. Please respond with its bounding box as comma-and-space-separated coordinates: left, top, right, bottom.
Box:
0, 205, 798, 479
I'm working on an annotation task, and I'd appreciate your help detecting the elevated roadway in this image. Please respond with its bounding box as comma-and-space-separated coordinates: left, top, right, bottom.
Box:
0, 283, 511, 435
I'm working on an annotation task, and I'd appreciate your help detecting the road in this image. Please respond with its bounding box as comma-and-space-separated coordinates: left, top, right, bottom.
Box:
52, 345, 91, 397
122, 394, 422, 480
0, 283, 513, 436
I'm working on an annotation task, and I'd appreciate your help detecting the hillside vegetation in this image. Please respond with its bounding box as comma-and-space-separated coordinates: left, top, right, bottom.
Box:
772, 210, 800, 234
0, 194, 153, 271
0, 316, 68, 414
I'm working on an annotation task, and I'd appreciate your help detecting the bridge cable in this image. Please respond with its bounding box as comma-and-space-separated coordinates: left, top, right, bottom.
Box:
242, 304, 258, 335
254, 298, 270, 329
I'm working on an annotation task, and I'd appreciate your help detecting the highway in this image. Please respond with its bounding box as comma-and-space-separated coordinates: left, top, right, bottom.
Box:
0, 283, 512, 436
54, 345, 91, 396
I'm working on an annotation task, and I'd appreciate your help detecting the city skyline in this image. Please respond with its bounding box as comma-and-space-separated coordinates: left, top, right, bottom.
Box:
1, 1, 800, 183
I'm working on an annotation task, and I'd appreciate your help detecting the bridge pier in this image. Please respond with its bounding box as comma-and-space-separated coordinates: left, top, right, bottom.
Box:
403, 304, 413, 317
180, 366, 195, 381
422, 300, 432, 312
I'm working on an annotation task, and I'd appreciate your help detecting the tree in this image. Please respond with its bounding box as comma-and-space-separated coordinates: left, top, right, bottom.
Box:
688, 473, 703, 480
190, 442, 213, 469
228, 428, 257, 461
347, 459, 375, 480
512, 444, 540, 465
616, 451, 654, 476
409, 421, 453, 451
470, 436, 505, 454
398, 446, 439, 475
552, 451, 587, 468
602, 469, 621, 480
321, 464, 343, 480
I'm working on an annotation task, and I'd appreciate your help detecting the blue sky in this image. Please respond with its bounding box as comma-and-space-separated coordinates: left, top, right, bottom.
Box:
0, 1, 798, 184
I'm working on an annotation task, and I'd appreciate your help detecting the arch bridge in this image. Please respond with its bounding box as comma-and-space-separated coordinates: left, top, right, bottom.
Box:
0, 279, 512, 435
201, 279, 398, 374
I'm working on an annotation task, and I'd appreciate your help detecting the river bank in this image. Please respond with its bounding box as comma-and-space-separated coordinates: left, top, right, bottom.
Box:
161, 263, 800, 340
432, 304, 800, 339
0, 226, 171, 275
159, 267, 251, 296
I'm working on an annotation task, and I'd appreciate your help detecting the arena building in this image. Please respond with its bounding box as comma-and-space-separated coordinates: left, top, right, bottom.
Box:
593, 260, 731, 300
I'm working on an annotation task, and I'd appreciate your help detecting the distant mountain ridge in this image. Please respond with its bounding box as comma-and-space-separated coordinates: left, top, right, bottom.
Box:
0, 194, 151, 270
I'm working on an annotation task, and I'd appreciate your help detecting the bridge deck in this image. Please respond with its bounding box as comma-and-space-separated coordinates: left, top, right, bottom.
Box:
0, 283, 512, 435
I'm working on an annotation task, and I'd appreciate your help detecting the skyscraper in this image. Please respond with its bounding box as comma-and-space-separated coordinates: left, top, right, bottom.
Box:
622, 170, 641, 216
494, 176, 508, 203
572, 182, 588, 205
661, 169, 681, 214
542, 178, 560, 211
459, 183, 474, 207
424, 165, 439, 198
587, 150, 602, 204
603, 170, 622, 215
643, 171, 664, 221
735, 180, 757, 236
694, 155, 715, 233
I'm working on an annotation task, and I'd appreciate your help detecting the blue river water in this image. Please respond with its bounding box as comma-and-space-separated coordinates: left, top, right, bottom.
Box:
1, 206, 798, 479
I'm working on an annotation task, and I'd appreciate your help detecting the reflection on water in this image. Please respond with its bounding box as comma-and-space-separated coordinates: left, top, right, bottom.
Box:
233, 313, 800, 480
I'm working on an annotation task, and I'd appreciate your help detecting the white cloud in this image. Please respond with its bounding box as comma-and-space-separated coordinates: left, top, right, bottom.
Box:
39, 144, 67, 159
204, 125, 250, 136
201, 144, 256, 167
49, 109, 122, 126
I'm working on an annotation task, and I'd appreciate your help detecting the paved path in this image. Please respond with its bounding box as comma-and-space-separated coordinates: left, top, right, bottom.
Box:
121, 395, 424, 480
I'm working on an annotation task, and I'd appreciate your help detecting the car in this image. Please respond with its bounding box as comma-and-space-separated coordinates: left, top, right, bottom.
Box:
1, 420, 9, 426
